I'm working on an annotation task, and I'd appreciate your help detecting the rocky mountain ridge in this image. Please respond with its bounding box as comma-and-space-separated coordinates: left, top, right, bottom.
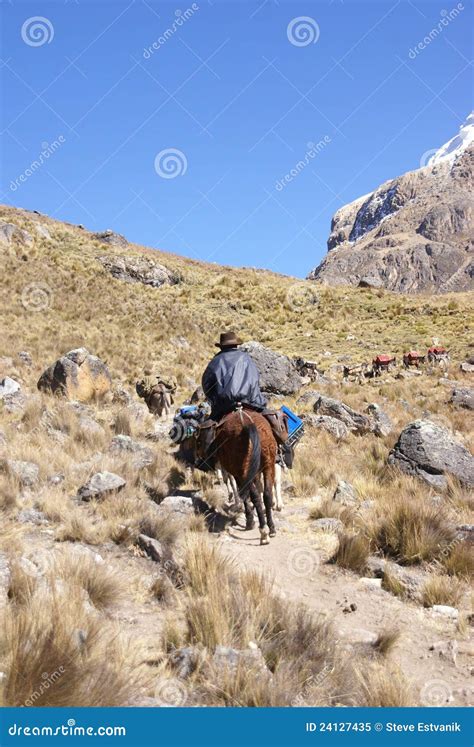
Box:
308, 115, 474, 294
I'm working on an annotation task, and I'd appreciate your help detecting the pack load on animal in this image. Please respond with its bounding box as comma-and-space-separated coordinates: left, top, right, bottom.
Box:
169, 403, 303, 449
169, 403, 210, 444
280, 405, 304, 448
372, 354, 397, 375
403, 350, 425, 368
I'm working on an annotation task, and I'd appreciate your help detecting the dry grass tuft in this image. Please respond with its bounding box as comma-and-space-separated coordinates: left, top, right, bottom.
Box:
329, 532, 370, 574
55, 554, 124, 611
371, 495, 455, 565
381, 568, 408, 599
441, 541, 474, 579
356, 663, 413, 706
421, 575, 465, 608
2, 593, 147, 706
371, 628, 400, 657
150, 574, 175, 604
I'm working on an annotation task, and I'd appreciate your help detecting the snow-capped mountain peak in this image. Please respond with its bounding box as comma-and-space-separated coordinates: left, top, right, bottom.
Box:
427, 112, 474, 166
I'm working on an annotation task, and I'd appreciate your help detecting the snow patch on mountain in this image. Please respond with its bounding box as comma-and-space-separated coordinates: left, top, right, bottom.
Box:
427, 112, 474, 166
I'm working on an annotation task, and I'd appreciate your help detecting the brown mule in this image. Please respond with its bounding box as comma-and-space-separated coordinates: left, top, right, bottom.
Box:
196, 408, 277, 545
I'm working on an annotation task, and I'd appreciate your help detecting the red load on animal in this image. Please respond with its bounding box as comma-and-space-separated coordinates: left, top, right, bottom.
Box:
373, 354, 395, 364
428, 346, 447, 354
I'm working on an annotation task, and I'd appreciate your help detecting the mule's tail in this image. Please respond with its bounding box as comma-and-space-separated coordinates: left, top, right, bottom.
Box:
243, 423, 261, 487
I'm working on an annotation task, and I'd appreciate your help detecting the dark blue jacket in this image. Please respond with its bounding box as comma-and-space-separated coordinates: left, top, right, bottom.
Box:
202, 348, 267, 418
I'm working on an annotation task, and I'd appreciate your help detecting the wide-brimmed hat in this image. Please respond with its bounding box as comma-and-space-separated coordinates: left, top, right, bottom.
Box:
215, 331, 243, 348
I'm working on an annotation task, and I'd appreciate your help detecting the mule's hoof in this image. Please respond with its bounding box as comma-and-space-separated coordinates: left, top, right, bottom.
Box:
269, 529, 276, 538
246, 521, 255, 531
259, 528, 270, 546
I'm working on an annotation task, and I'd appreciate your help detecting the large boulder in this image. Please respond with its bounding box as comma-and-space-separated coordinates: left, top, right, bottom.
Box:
313, 395, 371, 434
388, 420, 474, 489
37, 348, 111, 401
240, 341, 303, 395
97, 254, 179, 288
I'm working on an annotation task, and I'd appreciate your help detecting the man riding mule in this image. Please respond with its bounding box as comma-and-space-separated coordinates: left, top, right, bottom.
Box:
202, 331, 267, 425
195, 330, 288, 544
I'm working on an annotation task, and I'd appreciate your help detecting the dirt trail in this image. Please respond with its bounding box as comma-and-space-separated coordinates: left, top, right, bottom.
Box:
213, 501, 473, 708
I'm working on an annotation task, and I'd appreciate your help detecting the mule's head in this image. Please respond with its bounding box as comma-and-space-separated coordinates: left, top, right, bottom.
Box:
193, 422, 216, 472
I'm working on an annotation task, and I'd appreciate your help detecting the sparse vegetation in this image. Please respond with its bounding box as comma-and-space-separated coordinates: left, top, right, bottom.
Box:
371, 494, 455, 565
0, 205, 472, 708
421, 575, 465, 608
329, 532, 370, 574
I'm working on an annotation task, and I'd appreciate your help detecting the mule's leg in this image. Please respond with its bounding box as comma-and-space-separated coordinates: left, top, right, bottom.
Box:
273, 462, 283, 511
237, 481, 254, 529
248, 482, 269, 545
262, 472, 275, 538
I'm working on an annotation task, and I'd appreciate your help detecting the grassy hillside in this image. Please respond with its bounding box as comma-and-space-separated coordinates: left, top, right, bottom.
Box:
1, 204, 473, 392
0, 204, 473, 709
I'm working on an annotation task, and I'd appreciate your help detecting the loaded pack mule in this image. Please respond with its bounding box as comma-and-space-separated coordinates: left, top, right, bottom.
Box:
194, 406, 280, 545
136, 376, 177, 418
372, 354, 397, 376
427, 346, 450, 371
403, 351, 426, 368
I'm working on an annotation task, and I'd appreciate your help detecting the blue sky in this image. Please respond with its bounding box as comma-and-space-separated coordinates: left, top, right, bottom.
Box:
1, 0, 472, 277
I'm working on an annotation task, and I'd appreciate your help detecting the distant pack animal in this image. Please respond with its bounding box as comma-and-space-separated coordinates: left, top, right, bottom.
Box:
372, 355, 397, 376
403, 351, 425, 368
343, 362, 369, 383
194, 407, 277, 545
427, 346, 450, 371
136, 376, 176, 418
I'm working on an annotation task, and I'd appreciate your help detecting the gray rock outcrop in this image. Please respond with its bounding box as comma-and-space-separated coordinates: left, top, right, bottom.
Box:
97, 254, 179, 288
388, 419, 474, 489
307, 135, 474, 294
313, 395, 371, 434
241, 341, 303, 395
